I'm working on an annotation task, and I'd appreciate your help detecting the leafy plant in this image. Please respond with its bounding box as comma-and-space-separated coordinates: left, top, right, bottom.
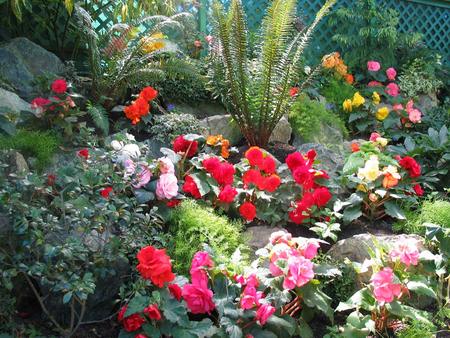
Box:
289, 93, 348, 145
210, 0, 336, 147
169, 199, 247, 274
0, 130, 59, 171
320, 76, 356, 112
74, 5, 197, 106
86, 102, 110, 135
149, 113, 205, 144
337, 139, 423, 223
398, 57, 444, 98
328, 0, 421, 75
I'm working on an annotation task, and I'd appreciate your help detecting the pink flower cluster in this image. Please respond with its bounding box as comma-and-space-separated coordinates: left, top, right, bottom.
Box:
285, 150, 332, 224
390, 240, 419, 267
268, 231, 317, 290
371, 268, 402, 304
31, 79, 74, 116
366, 61, 400, 97
182, 252, 216, 314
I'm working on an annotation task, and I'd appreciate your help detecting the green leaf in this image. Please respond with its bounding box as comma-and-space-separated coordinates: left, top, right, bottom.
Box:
343, 152, 365, 174
300, 283, 334, 322
385, 301, 432, 324
87, 103, 109, 135
343, 205, 362, 223
63, 292, 73, 304
142, 324, 161, 338
336, 288, 375, 312
407, 278, 437, 299
190, 173, 211, 197
135, 189, 155, 204
265, 315, 296, 336
221, 317, 243, 338
163, 298, 189, 326
297, 318, 313, 338
118, 330, 137, 338
124, 295, 150, 317
384, 200, 406, 219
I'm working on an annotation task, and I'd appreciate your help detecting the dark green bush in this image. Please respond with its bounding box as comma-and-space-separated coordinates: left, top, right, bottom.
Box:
0, 130, 59, 171
289, 94, 348, 144
320, 77, 356, 112
169, 199, 247, 274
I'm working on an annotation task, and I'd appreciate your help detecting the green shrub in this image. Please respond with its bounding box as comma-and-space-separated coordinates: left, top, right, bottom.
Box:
398, 57, 444, 98
289, 94, 348, 144
149, 112, 205, 144
396, 320, 436, 338
169, 199, 247, 274
393, 199, 450, 234
320, 77, 356, 111
0, 130, 59, 171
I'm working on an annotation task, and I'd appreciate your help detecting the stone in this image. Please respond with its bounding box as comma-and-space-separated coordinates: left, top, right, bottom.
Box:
0, 38, 65, 101
0, 88, 32, 113
296, 143, 345, 177
328, 233, 426, 264
5, 151, 29, 175
269, 116, 292, 144
416, 93, 438, 113
293, 121, 345, 150
199, 114, 243, 145
175, 101, 226, 119
244, 225, 284, 251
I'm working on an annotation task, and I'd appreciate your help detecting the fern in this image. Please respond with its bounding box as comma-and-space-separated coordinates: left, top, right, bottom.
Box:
86, 102, 109, 135
211, 0, 336, 147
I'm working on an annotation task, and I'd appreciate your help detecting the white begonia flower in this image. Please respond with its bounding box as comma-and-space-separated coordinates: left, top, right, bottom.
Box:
111, 140, 124, 150
117, 143, 141, 164
125, 133, 135, 141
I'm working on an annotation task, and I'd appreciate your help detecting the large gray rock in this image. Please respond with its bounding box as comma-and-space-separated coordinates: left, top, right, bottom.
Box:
244, 225, 284, 251
416, 93, 438, 113
200, 114, 243, 145
293, 121, 345, 150
175, 101, 227, 119
269, 116, 292, 144
0, 88, 31, 113
4, 151, 29, 175
328, 233, 426, 263
0, 38, 65, 101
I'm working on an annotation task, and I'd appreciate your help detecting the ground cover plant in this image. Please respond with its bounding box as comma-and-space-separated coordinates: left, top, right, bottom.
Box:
0, 0, 449, 336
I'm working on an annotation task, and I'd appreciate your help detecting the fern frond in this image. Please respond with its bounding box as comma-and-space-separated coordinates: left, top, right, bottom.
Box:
87, 102, 110, 135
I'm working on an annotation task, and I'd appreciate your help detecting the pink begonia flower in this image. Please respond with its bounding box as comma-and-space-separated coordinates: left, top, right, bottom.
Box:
282, 255, 315, 290
390, 241, 419, 266
406, 100, 414, 112
246, 274, 259, 287
205, 35, 214, 44
408, 109, 422, 123
269, 230, 292, 245
155, 173, 178, 199
240, 285, 264, 310
256, 303, 276, 325
269, 244, 293, 276
301, 239, 320, 259
392, 103, 404, 111
132, 165, 152, 188
190, 251, 213, 289
367, 61, 381, 72
371, 268, 402, 304
368, 81, 383, 87
158, 157, 174, 174
182, 283, 215, 314
370, 132, 381, 142
386, 67, 397, 81
385, 83, 400, 97
124, 159, 136, 177
234, 274, 245, 285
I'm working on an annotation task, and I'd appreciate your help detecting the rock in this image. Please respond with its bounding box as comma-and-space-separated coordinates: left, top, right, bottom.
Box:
5, 151, 29, 175
175, 101, 226, 119
269, 116, 292, 144
0, 88, 32, 113
293, 121, 345, 150
199, 114, 242, 145
328, 233, 426, 264
296, 143, 344, 177
244, 225, 284, 251
416, 93, 438, 113
0, 38, 65, 101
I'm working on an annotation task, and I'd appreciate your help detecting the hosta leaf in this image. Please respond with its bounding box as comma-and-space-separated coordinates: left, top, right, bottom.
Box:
407, 279, 437, 299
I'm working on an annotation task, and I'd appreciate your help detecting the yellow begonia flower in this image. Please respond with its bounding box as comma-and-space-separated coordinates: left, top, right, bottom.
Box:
357, 155, 380, 182
343, 99, 353, 112
376, 107, 390, 121
141, 32, 166, 54
352, 92, 365, 108
376, 137, 388, 147
372, 91, 380, 105
357, 184, 368, 192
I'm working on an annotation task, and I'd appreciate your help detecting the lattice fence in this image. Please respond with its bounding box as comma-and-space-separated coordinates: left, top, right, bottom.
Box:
204, 0, 450, 63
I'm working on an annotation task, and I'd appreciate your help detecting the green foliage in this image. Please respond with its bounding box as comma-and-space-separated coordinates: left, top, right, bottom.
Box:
328, 0, 421, 74
289, 94, 348, 144
169, 199, 246, 274
149, 113, 205, 144
320, 76, 356, 112
210, 0, 336, 147
394, 199, 450, 235
74, 5, 196, 104
86, 102, 110, 135
398, 57, 444, 98
396, 320, 436, 338
0, 130, 59, 171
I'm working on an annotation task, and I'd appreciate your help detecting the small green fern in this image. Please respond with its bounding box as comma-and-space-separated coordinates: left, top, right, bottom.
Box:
86, 102, 109, 135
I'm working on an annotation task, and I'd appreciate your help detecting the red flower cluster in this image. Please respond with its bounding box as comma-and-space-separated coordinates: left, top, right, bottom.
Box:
136, 246, 175, 287
239, 201, 257, 222
118, 305, 146, 332
182, 175, 201, 199
202, 156, 238, 203
51, 79, 68, 94
100, 186, 113, 199
173, 135, 198, 158
242, 147, 280, 192
77, 148, 89, 160
398, 156, 421, 178
124, 86, 158, 125
286, 150, 332, 224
